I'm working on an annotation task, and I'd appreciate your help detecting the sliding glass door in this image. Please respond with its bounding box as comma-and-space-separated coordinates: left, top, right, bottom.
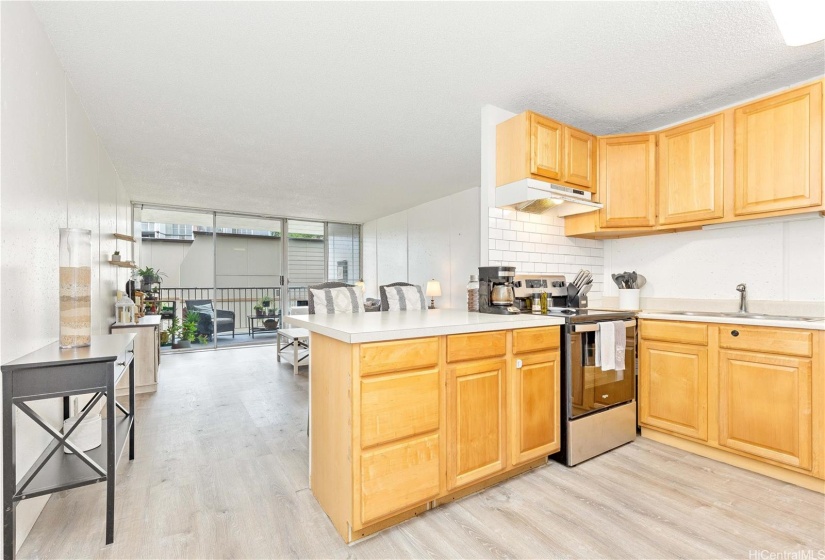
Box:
135, 206, 215, 353
214, 214, 284, 348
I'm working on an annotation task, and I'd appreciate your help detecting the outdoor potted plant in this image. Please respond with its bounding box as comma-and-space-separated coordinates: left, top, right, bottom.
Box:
112, 250, 121, 262
261, 295, 272, 310
166, 316, 182, 347
254, 303, 264, 317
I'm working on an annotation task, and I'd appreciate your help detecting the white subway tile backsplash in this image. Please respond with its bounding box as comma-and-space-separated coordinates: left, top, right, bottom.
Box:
486, 212, 604, 300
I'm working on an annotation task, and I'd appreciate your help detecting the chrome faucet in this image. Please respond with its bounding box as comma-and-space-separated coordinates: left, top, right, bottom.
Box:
736, 283, 748, 313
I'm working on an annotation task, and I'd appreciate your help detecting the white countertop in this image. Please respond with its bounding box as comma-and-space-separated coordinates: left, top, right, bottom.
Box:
111, 315, 163, 328
283, 309, 566, 343
638, 311, 825, 331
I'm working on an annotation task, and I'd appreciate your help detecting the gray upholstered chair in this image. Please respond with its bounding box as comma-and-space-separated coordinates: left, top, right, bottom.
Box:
307, 282, 358, 314
379, 282, 427, 311
184, 299, 235, 339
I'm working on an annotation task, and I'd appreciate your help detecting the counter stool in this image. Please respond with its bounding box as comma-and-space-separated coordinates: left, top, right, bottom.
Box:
276, 328, 310, 375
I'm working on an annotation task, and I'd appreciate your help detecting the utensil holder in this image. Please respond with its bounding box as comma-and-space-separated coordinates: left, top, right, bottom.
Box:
618, 289, 640, 310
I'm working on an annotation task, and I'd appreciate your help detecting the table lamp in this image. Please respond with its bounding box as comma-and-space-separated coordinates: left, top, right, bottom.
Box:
426, 280, 442, 309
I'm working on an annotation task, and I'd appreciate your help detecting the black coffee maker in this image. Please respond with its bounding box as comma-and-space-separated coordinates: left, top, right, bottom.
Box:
478, 266, 520, 315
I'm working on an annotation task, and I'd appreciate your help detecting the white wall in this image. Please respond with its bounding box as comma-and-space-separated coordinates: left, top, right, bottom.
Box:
362, 187, 480, 309
1, 2, 132, 551
604, 215, 825, 304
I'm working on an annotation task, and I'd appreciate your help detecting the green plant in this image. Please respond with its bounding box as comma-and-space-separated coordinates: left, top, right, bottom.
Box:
136, 266, 166, 282
253, 304, 264, 311
165, 316, 182, 341
183, 311, 200, 342
197, 334, 209, 345
113, 250, 120, 256
260, 295, 272, 307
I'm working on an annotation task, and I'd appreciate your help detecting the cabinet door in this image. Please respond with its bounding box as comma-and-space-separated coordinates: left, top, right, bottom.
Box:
734, 82, 823, 215
639, 340, 708, 441
718, 350, 812, 470
658, 114, 725, 225
447, 359, 506, 489
509, 351, 560, 466
598, 134, 657, 228
564, 127, 595, 191
360, 433, 440, 525
530, 114, 563, 181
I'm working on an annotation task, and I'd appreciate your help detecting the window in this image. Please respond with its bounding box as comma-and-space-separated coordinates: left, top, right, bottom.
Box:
327, 223, 361, 283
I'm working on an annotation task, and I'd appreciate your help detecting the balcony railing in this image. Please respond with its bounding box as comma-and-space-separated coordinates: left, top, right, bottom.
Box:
157, 286, 309, 331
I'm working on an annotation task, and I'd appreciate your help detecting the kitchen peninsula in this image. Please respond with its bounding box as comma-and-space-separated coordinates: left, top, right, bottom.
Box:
284, 309, 565, 542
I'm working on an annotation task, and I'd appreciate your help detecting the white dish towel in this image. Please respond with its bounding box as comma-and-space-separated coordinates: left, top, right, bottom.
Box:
596, 321, 626, 379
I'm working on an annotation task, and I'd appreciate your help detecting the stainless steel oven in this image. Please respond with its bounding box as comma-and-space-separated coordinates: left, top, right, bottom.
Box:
552, 312, 637, 466
570, 319, 636, 419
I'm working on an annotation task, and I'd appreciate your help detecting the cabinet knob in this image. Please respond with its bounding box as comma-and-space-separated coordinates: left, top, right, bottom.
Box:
515, 359, 523, 369
731, 330, 739, 337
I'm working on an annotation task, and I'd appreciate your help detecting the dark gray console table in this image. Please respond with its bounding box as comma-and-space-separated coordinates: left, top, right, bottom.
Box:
1, 334, 136, 559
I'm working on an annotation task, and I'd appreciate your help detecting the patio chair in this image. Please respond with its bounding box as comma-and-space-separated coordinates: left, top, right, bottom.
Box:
184, 299, 235, 339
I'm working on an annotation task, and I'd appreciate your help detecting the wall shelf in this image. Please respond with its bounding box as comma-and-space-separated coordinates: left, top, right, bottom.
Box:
109, 260, 136, 268
113, 233, 136, 243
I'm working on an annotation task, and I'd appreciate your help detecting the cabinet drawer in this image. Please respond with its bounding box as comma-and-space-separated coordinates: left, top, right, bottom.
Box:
720, 326, 812, 358
361, 369, 439, 449
640, 320, 708, 345
447, 331, 506, 363
360, 433, 440, 525
360, 337, 439, 376
512, 326, 560, 354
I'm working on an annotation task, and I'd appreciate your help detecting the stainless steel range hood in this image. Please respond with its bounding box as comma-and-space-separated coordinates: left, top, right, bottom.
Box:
495, 179, 602, 217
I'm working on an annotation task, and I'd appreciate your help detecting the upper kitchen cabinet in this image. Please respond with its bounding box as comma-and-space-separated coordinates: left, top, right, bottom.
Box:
565, 126, 596, 190
598, 134, 657, 228
734, 82, 823, 216
658, 114, 725, 225
496, 111, 597, 193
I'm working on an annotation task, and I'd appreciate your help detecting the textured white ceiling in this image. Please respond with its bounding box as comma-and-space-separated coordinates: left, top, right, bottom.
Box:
33, 1, 825, 223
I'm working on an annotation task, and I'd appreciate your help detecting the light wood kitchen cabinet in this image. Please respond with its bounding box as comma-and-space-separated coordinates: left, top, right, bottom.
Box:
509, 350, 560, 466
598, 134, 657, 228
639, 319, 823, 492
565, 126, 596, 190
734, 82, 823, 216
639, 340, 708, 441
112, 315, 160, 395
359, 433, 441, 525
530, 114, 564, 181
658, 114, 725, 225
718, 349, 812, 470
311, 324, 562, 543
496, 111, 597, 193
562, 79, 824, 239
447, 358, 507, 489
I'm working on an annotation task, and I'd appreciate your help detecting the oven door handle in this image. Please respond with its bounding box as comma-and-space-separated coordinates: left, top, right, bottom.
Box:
573, 318, 636, 333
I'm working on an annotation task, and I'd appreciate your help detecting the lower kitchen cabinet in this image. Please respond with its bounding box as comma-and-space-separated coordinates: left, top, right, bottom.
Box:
509, 350, 560, 466
639, 319, 823, 491
310, 325, 562, 543
359, 433, 441, 525
639, 340, 708, 441
718, 350, 812, 470
447, 358, 506, 489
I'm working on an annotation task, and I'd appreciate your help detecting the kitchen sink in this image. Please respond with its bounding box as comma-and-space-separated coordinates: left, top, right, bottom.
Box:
663, 311, 824, 322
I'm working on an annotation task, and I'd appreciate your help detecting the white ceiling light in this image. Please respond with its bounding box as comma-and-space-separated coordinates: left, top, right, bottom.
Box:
768, 0, 825, 46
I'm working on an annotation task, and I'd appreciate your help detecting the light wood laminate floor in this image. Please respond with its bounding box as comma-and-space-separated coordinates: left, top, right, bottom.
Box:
19, 345, 825, 559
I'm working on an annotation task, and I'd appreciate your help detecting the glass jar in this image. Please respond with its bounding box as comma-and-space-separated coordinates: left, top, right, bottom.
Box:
467, 274, 479, 312
531, 292, 542, 315
540, 292, 548, 314
59, 228, 92, 348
